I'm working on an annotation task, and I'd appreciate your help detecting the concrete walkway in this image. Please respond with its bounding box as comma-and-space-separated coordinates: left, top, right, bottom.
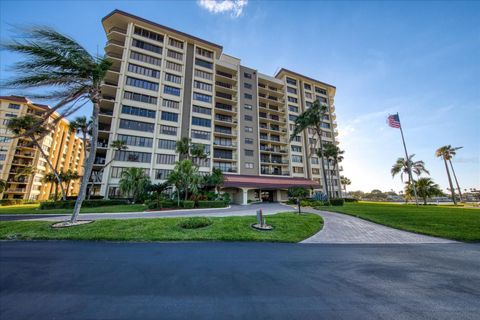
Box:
301, 208, 456, 244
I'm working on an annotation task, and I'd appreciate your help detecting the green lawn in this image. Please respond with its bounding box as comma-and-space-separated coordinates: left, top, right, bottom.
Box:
0, 212, 322, 243
0, 204, 147, 215
316, 202, 480, 242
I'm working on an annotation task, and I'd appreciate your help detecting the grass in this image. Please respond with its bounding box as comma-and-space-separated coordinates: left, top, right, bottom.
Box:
0, 212, 322, 243
316, 202, 480, 242
0, 204, 147, 215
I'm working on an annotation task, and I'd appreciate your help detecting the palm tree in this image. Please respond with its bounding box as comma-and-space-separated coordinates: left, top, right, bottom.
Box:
436, 145, 463, 202
7, 116, 66, 200
119, 167, 151, 204
205, 168, 224, 194
340, 176, 351, 197
406, 178, 444, 205
322, 143, 344, 198
0, 180, 6, 194
60, 170, 80, 197
167, 160, 201, 202
176, 137, 208, 162
391, 154, 429, 182
435, 145, 459, 205
2, 27, 112, 223
42, 172, 59, 201
290, 100, 331, 198
69, 116, 91, 161
148, 182, 170, 208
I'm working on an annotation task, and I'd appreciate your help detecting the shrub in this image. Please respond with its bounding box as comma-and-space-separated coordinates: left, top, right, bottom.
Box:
39, 199, 129, 210
182, 200, 195, 209
285, 199, 296, 205
0, 199, 30, 206
330, 198, 345, 206
178, 217, 213, 229
197, 200, 227, 208
344, 198, 358, 203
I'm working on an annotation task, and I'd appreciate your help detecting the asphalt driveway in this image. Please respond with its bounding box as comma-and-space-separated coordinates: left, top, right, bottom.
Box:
1, 241, 479, 319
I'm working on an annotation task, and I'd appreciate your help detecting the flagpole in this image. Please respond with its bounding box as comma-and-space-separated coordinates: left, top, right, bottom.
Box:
397, 112, 419, 206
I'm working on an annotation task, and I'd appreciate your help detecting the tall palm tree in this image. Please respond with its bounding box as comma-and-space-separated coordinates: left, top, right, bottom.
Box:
340, 176, 351, 197
7, 116, 66, 200
42, 172, 59, 201
323, 142, 344, 198
435, 145, 459, 205
167, 160, 201, 201
176, 137, 208, 162
391, 154, 429, 182
119, 167, 151, 204
405, 177, 444, 205
148, 182, 170, 208
436, 145, 463, 202
60, 170, 80, 197
2, 27, 111, 223
205, 168, 224, 194
69, 116, 91, 161
290, 100, 330, 198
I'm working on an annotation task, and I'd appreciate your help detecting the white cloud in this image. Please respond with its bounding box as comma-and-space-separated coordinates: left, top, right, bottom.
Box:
198, 0, 248, 18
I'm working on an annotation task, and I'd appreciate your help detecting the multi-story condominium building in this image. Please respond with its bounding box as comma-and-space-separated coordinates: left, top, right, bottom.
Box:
0, 96, 85, 200
95, 10, 341, 204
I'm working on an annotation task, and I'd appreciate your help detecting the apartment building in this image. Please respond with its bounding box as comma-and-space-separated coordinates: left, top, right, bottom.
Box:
0, 96, 85, 200
96, 10, 342, 204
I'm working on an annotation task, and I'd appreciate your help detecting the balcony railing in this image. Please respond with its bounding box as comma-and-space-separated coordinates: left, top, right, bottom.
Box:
261, 170, 289, 176
213, 141, 237, 148
108, 27, 127, 34
105, 39, 125, 47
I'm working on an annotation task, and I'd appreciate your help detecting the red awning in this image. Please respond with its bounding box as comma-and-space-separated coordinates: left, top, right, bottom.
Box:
223, 174, 320, 189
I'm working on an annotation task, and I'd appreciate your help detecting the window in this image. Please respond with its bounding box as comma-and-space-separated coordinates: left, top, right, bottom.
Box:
196, 47, 213, 59
244, 93, 252, 100
158, 139, 176, 150
192, 105, 211, 115
117, 134, 153, 148
292, 155, 303, 163
168, 38, 184, 49
131, 39, 162, 54
194, 80, 213, 92
287, 87, 297, 94
215, 125, 231, 134
289, 115, 298, 121
244, 115, 253, 121
156, 153, 176, 164
306, 101, 313, 108
245, 138, 253, 144
244, 126, 253, 133
126, 77, 159, 91
244, 72, 252, 79
291, 145, 302, 152
164, 85, 181, 96
0, 154, 6, 161
130, 51, 161, 66
304, 83, 312, 91
162, 99, 179, 109
293, 167, 304, 174
167, 49, 183, 61
315, 87, 327, 95
195, 69, 213, 81
0, 137, 10, 143
289, 105, 299, 113
191, 129, 210, 140
286, 77, 297, 85
245, 162, 254, 169
193, 92, 212, 103
244, 149, 254, 156
244, 104, 252, 110
288, 96, 298, 103
5, 113, 17, 118
316, 96, 328, 103
321, 122, 331, 129
124, 91, 157, 105
195, 58, 213, 69
305, 92, 312, 99
292, 136, 301, 142
159, 125, 178, 136
134, 26, 164, 43
165, 61, 183, 72
8, 103, 21, 110
311, 157, 319, 164
217, 70, 233, 78
114, 150, 152, 163
164, 73, 182, 84
121, 105, 156, 118
244, 83, 252, 89
312, 168, 320, 175
161, 111, 179, 122
119, 119, 154, 132
154, 169, 172, 180
192, 117, 211, 127
214, 138, 233, 147
128, 63, 160, 78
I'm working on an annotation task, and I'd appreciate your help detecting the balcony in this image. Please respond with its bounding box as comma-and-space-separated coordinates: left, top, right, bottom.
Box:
99, 109, 114, 116
213, 141, 237, 149
98, 124, 111, 132
214, 165, 237, 173
260, 169, 290, 176
213, 152, 237, 161
5, 188, 26, 193
260, 158, 289, 165
94, 157, 106, 165
214, 127, 235, 137
215, 91, 235, 102
97, 140, 109, 148
14, 151, 35, 158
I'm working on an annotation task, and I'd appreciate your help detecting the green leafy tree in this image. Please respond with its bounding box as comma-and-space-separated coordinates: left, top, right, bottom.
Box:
7, 116, 66, 200
436, 145, 463, 204
119, 167, 151, 203
2, 27, 112, 223
290, 100, 331, 198
405, 178, 444, 205
204, 168, 224, 194
167, 160, 201, 202
288, 186, 310, 214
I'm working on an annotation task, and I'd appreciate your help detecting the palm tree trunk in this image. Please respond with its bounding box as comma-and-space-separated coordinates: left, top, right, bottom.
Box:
316, 127, 329, 200
71, 101, 99, 223
54, 183, 58, 202
443, 158, 457, 205
448, 159, 463, 202
33, 138, 66, 200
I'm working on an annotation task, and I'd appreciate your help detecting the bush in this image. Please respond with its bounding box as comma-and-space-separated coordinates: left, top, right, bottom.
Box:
344, 198, 358, 203
178, 217, 213, 229
0, 199, 38, 206
330, 198, 345, 206
39, 199, 129, 210
197, 200, 227, 208
182, 200, 195, 209
285, 199, 296, 205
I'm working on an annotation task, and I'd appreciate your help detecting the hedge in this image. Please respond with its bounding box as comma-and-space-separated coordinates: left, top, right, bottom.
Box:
0, 199, 39, 206
330, 198, 345, 206
182, 200, 195, 209
39, 199, 129, 210
197, 200, 227, 208
344, 198, 358, 203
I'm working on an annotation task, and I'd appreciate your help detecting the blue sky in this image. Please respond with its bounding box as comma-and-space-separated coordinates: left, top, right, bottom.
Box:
1, 0, 479, 193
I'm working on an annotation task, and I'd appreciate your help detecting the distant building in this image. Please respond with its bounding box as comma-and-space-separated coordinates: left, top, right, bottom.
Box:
0, 96, 85, 200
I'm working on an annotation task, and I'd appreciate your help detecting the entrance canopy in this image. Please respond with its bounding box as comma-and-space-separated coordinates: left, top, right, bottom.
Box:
223, 174, 320, 189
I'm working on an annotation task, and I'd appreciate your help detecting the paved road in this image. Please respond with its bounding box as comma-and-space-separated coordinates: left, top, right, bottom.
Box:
0, 203, 288, 221
301, 208, 456, 244
1, 241, 479, 319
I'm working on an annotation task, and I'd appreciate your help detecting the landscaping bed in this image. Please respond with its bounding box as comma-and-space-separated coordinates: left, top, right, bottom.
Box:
0, 212, 323, 243
0, 204, 147, 215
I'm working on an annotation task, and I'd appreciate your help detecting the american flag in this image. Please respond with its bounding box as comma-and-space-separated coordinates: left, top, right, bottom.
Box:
387, 114, 401, 128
